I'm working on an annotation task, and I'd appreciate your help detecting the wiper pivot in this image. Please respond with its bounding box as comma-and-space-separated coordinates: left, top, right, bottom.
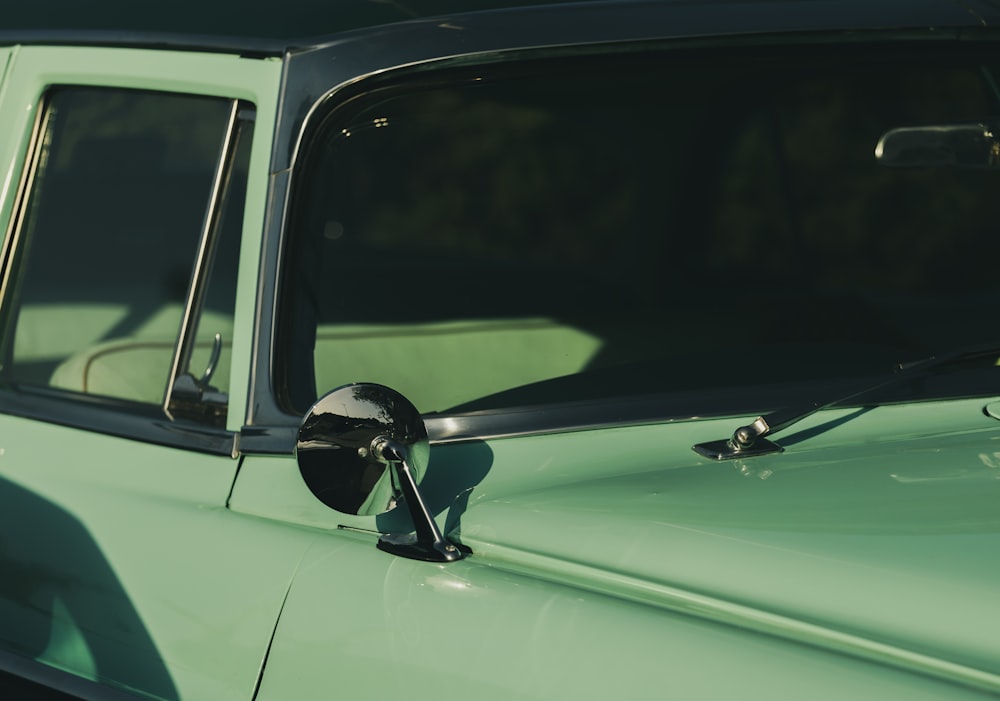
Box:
692, 415, 788, 461
692, 345, 1000, 461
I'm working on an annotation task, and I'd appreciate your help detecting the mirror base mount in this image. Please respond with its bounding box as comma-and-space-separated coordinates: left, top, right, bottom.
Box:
377, 532, 471, 562
692, 436, 784, 460
374, 442, 471, 562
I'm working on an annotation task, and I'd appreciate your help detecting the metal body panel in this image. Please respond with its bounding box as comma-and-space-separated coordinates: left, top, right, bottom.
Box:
232, 396, 1000, 696
253, 528, 999, 701
0, 46, 294, 699
0, 414, 314, 700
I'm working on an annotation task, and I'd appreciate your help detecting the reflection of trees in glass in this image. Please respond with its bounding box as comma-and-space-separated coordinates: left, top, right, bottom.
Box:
302, 384, 424, 446
327, 86, 639, 270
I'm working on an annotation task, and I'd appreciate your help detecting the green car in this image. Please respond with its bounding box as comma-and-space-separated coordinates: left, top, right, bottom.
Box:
2, 0, 1000, 698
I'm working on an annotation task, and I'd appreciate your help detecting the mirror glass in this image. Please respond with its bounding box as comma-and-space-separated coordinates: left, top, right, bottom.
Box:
297, 383, 428, 516
876, 123, 1000, 168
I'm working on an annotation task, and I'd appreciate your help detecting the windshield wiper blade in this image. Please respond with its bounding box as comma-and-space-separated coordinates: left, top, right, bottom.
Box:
692, 344, 1000, 460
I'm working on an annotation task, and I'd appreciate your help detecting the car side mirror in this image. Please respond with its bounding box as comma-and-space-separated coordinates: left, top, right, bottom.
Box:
875, 122, 1000, 168
296, 383, 468, 562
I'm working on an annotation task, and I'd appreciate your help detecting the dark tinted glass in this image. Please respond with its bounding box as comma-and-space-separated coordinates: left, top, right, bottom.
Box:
282, 46, 1000, 415
3, 88, 237, 405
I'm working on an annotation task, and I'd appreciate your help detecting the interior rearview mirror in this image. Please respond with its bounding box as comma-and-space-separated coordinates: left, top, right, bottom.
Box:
875, 122, 1000, 168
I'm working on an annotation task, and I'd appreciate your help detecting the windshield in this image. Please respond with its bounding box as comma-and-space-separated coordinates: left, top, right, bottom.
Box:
278, 43, 1000, 417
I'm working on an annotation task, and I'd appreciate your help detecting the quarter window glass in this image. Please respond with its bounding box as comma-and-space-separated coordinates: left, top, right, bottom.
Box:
281, 49, 1000, 415
2, 88, 241, 407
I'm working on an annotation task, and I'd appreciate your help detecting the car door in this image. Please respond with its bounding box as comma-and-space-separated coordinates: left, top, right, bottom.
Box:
0, 45, 311, 701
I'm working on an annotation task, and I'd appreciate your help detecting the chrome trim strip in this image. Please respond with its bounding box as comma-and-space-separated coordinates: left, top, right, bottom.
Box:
163, 99, 245, 419
0, 93, 50, 373
239, 375, 1000, 455
240, 403, 714, 456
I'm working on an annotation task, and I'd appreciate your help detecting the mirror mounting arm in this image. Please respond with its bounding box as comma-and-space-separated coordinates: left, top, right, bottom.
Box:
372, 437, 467, 563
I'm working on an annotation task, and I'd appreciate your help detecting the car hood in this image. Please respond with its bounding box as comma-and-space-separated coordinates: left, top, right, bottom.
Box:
454, 396, 1000, 691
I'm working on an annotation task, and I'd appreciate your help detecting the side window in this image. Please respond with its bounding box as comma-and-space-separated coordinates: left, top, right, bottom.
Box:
0, 87, 247, 417
279, 49, 1000, 416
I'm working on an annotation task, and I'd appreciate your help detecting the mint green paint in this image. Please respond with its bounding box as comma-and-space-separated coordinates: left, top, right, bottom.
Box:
2, 46, 280, 101
983, 400, 1000, 421
0, 412, 316, 700
0, 45, 287, 699
0, 45, 27, 243
42, 597, 98, 680
226, 55, 281, 433
232, 396, 1000, 697
251, 505, 999, 701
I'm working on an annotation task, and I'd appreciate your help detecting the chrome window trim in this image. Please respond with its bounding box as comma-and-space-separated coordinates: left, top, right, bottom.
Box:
163, 98, 241, 418
239, 381, 1000, 456
163, 99, 255, 421
0, 93, 50, 363
240, 406, 708, 456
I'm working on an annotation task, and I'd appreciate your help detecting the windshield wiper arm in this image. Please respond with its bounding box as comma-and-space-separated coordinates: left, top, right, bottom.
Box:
692, 344, 1000, 460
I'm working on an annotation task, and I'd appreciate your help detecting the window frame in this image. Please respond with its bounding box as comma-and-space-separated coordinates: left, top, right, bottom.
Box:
0, 46, 279, 456
243, 33, 1000, 455
252, 42, 750, 453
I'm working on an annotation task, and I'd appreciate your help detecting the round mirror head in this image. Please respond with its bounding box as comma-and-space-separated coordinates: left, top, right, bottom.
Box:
297, 383, 428, 516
